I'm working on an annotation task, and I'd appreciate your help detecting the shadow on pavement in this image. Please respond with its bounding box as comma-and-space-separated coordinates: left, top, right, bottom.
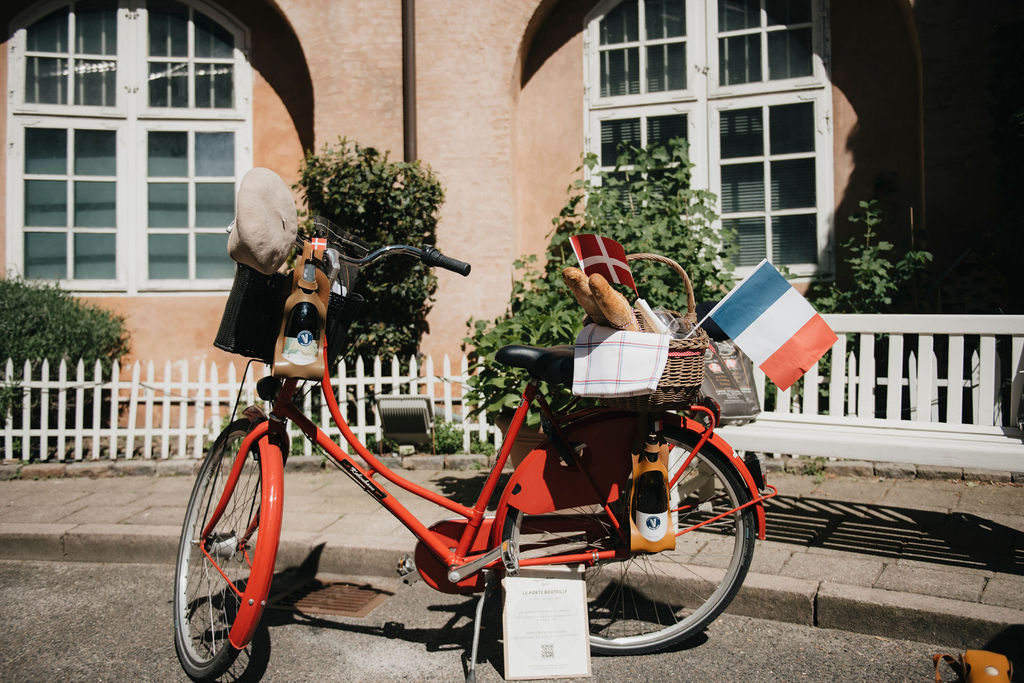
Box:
764, 496, 1024, 575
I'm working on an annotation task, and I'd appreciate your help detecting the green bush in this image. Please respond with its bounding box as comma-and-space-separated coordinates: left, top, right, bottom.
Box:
464, 138, 732, 424
296, 138, 445, 360
0, 278, 130, 369
0, 277, 130, 437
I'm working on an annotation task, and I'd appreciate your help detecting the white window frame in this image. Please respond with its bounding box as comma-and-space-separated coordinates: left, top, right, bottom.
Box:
584, 0, 833, 280
6, 0, 252, 294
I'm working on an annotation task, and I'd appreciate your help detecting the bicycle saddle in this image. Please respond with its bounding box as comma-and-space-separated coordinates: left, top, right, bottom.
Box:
495, 345, 574, 387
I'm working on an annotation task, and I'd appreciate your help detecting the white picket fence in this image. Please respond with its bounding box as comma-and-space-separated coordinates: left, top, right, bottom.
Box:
1, 355, 498, 462
3, 314, 1024, 469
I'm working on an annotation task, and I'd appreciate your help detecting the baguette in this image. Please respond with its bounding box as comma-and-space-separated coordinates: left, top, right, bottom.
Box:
562, 267, 609, 325
589, 273, 639, 331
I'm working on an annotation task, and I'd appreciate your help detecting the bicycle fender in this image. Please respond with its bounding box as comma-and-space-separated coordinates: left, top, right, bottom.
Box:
660, 412, 767, 540
228, 426, 284, 649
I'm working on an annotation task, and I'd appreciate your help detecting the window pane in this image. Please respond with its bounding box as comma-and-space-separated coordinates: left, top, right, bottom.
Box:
647, 42, 686, 93
719, 34, 761, 85
74, 129, 116, 175
195, 63, 234, 108
721, 163, 764, 213
600, 0, 638, 45
772, 214, 817, 264
148, 234, 188, 279
646, 0, 685, 39
25, 180, 67, 226
769, 102, 814, 154
148, 132, 188, 176
74, 59, 117, 106
25, 57, 69, 104
74, 181, 116, 227
766, 0, 811, 25
148, 1, 188, 57
74, 233, 116, 279
647, 114, 688, 148
76, 1, 118, 55
768, 28, 812, 80
600, 48, 640, 97
601, 118, 641, 166
719, 0, 759, 32
725, 217, 766, 267
25, 128, 67, 175
771, 158, 815, 209
195, 183, 234, 227
194, 12, 233, 58
148, 62, 188, 107
195, 133, 234, 176
27, 8, 68, 52
25, 232, 67, 279
720, 108, 763, 158
196, 233, 233, 278
148, 182, 188, 227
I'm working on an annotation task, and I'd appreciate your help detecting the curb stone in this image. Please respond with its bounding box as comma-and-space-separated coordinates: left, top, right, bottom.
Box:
0, 455, 1017, 484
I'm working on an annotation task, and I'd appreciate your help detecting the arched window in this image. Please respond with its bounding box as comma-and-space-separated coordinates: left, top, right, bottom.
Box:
585, 0, 832, 277
7, 0, 252, 291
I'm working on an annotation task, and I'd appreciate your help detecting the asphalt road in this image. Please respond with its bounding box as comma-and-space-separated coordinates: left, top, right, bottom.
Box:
0, 559, 956, 682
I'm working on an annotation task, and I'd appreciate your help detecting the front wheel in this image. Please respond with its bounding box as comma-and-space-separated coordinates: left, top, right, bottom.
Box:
509, 426, 756, 655
173, 419, 284, 681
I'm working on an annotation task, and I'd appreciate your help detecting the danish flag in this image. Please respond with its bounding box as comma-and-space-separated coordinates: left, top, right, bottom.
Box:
569, 234, 637, 294
311, 237, 328, 252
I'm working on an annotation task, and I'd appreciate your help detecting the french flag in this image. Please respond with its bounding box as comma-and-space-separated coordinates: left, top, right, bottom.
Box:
702, 260, 837, 391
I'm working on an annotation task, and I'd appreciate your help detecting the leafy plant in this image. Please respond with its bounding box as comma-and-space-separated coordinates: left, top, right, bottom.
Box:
813, 199, 932, 314
296, 138, 445, 360
432, 417, 497, 456
433, 417, 464, 455
464, 138, 732, 424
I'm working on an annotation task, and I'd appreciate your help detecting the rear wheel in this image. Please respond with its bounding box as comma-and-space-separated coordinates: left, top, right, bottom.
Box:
509, 426, 756, 654
173, 420, 278, 681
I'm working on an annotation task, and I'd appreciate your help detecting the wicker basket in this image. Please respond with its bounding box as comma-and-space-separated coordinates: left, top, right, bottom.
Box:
599, 253, 710, 411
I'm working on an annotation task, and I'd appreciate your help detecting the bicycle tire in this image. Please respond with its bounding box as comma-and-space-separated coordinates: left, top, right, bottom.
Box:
508, 425, 756, 654
173, 419, 284, 681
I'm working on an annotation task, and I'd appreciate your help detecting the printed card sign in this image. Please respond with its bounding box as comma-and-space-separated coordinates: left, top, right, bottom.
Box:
503, 566, 591, 680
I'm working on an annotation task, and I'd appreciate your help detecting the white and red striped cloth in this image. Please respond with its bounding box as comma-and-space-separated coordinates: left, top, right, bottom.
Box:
572, 324, 670, 398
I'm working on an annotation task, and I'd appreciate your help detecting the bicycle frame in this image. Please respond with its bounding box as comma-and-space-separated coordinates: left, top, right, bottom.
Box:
205, 349, 776, 645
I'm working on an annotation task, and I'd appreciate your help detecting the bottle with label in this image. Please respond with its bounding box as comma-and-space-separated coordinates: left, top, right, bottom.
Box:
273, 242, 329, 379
629, 432, 676, 553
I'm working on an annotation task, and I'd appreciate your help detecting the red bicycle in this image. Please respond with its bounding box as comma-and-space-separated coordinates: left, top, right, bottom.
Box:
172, 227, 776, 681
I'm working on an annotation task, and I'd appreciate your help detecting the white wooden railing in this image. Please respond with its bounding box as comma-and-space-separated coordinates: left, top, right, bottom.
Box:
719, 314, 1024, 471
3, 314, 1023, 469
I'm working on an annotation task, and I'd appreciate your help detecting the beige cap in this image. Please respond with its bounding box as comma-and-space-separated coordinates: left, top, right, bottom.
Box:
227, 167, 298, 274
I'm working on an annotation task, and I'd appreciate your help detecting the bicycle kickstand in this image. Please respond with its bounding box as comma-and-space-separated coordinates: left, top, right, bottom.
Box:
465, 568, 496, 683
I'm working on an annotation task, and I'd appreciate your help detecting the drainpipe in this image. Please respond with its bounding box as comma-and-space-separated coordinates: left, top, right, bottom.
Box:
402, 0, 417, 161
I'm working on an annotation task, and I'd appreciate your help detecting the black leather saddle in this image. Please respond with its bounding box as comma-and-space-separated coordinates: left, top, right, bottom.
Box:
495, 345, 574, 387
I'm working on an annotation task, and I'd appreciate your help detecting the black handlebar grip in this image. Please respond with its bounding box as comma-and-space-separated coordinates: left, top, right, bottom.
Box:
420, 245, 471, 276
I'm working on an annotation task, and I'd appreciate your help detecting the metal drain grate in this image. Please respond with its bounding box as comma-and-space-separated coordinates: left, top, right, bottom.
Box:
268, 579, 392, 618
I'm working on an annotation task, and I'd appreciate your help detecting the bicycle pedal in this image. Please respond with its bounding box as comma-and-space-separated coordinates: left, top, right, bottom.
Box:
500, 538, 520, 576
396, 553, 416, 577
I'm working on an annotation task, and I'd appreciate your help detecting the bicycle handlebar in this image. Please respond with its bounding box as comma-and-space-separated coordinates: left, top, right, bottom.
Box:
330, 243, 471, 277
420, 245, 472, 276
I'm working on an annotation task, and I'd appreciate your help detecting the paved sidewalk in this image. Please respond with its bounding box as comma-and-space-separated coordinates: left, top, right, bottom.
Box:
0, 459, 1021, 657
